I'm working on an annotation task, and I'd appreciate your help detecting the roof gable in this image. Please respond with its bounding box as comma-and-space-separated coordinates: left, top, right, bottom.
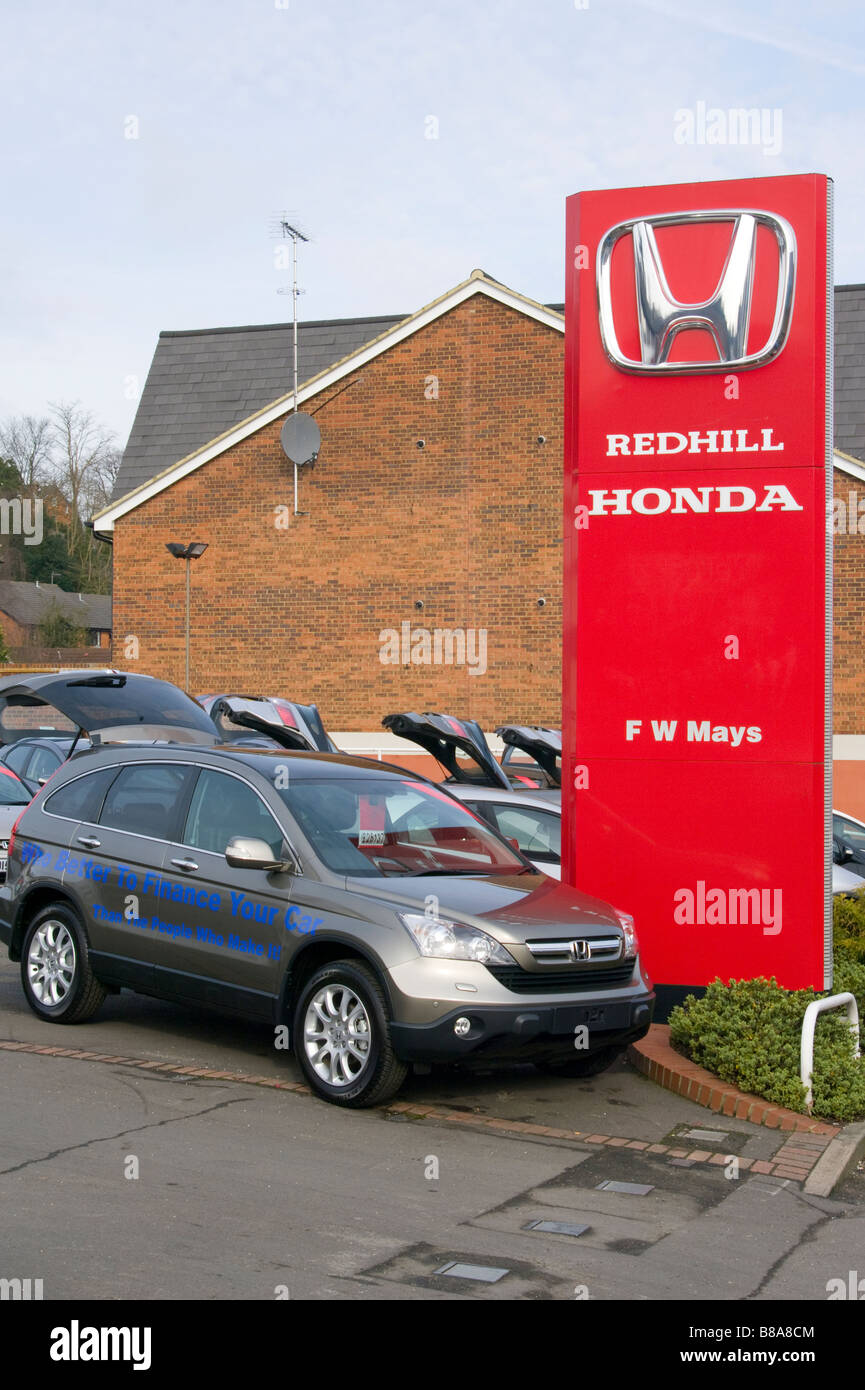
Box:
95, 273, 565, 533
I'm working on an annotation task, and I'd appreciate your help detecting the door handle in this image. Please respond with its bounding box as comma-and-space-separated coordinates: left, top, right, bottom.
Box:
77, 836, 101, 849
171, 857, 199, 873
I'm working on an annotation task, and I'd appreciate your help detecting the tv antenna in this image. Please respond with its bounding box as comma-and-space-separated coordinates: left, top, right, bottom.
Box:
270, 215, 318, 514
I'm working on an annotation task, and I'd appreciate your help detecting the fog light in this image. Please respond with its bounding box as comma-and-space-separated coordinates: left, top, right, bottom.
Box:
454, 1017, 471, 1037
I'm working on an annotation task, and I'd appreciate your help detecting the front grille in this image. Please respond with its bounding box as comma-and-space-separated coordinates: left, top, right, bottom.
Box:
486, 961, 635, 994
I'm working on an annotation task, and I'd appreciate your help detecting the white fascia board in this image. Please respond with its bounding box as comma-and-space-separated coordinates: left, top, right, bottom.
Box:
94, 280, 565, 533
833, 451, 865, 484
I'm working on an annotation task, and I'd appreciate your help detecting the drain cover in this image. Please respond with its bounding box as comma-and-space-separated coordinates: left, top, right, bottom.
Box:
433, 1262, 510, 1283
522, 1219, 589, 1238
595, 1180, 654, 1195
681, 1129, 729, 1144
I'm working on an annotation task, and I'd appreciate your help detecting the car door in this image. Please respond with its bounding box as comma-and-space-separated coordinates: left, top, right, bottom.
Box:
3, 741, 36, 785
75, 760, 197, 988
157, 765, 294, 1018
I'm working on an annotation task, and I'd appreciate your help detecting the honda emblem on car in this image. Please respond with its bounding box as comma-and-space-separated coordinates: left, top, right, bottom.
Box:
596, 209, 797, 373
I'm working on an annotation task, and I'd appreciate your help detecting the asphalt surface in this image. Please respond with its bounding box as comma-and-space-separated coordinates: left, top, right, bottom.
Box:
1, 955, 863, 1302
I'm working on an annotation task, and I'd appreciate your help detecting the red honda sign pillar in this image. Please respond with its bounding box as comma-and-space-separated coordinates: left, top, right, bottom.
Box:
563, 174, 832, 994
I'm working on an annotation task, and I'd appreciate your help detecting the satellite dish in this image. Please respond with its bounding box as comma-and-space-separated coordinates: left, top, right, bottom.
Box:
280, 412, 321, 467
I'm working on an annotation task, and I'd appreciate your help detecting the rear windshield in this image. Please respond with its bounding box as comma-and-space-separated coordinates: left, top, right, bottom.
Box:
274, 776, 528, 877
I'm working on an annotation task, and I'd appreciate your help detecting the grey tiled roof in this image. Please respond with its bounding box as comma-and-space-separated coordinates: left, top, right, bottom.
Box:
0, 582, 111, 631
113, 314, 407, 501
834, 285, 865, 463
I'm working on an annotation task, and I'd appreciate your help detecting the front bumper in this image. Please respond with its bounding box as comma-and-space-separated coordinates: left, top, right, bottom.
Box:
389, 990, 654, 1063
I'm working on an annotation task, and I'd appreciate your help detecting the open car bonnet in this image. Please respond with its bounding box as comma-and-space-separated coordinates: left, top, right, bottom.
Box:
0, 671, 219, 746
496, 725, 562, 789
201, 696, 337, 752
382, 711, 512, 789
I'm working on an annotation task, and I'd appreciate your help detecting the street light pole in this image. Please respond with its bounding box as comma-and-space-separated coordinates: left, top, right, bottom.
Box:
165, 542, 209, 690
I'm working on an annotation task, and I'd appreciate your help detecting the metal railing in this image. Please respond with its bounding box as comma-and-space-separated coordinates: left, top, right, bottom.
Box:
800, 993, 861, 1111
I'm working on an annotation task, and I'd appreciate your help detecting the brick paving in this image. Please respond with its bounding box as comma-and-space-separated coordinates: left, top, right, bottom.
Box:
0, 1036, 841, 1184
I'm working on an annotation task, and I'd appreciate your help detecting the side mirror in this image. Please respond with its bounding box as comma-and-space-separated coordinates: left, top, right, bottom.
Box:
833, 838, 853, 864
225, 836, 291, 871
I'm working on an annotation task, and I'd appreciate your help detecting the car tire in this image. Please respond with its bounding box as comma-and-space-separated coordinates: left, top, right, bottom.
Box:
537, 1045, 623, 1079
293, 959, 408, 1108
21, 903, 106, 1024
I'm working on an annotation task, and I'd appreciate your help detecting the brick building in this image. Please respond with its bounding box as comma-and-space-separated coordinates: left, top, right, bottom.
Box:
0, 580, 111, 648
95, 271, 865, 808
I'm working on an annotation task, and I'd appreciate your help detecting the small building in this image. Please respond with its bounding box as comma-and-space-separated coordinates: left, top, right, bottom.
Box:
0, 580, 112, 649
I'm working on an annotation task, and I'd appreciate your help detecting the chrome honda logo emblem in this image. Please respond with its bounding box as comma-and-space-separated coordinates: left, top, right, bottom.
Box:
571, 940, 591, 961
596, 209, 797, 374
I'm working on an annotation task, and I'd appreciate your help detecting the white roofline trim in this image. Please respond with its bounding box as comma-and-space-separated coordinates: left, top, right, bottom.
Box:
833, 449, 865, 483
94, 275, 565, 533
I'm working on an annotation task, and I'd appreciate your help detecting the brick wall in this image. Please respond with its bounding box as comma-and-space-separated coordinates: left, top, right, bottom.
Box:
833, 465, 865, 733
112, 297, 564, 728
0, 613, 29, 646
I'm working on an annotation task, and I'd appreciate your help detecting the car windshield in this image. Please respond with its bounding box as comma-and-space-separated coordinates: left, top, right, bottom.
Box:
274, 775, 528, 877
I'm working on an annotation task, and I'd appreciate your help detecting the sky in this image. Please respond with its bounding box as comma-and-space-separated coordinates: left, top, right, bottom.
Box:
2, 0, 864, 445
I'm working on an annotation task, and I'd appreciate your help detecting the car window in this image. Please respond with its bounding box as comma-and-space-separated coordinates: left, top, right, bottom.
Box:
26, 745, 62, 786
100, 763, 194, 839
835, 815, 865, 850
45, 766, 120, 823
461, 799, 499, 829
4, 744, 32, 776
0, 770, 32, 806
487, 804, 561, 861
183, 768, 284, 857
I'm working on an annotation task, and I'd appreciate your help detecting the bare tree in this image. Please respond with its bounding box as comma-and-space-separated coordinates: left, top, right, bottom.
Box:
80, 444, 121, 517
0, 414, 53, 492
47, 401, 117, 558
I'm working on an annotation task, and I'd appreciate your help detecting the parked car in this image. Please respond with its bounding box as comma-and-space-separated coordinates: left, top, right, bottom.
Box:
498, 725, 562, 791
0, 765, 33, 881
833, 809, 865, 880
0, 674, 653, 1108
197, 694, 338, 752
382, 712, 560, 800
446, 784, 562, 878
0, 736, 92, 795
382, 712, 563, 873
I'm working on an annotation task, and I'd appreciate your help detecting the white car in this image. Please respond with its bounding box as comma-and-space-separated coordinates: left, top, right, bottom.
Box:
833, 808, 865, 893
0, 765, 33, 880
447, 783, 562, 877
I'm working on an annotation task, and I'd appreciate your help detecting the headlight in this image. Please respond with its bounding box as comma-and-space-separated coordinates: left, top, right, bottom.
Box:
399, 912, 516, 965
613, 908, 638, 959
